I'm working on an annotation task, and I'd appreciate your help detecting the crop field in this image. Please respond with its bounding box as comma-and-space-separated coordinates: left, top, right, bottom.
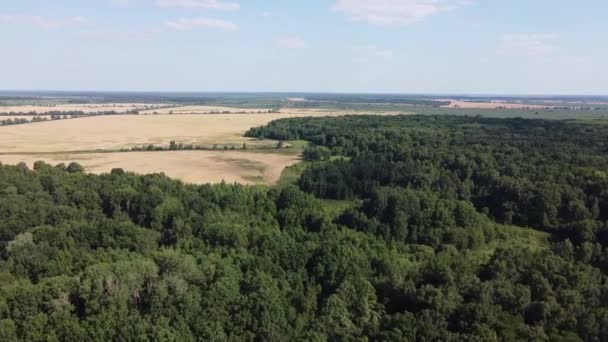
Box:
0, 114, 270, 152
4, 99, 602, 185
0, 151, 298, 185
0, 108, 394, 184
0, 112, 378, 153
0, 103, 168, 114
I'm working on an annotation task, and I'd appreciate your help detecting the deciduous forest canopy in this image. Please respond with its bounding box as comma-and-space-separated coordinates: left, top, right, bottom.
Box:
0, 115, 607, 341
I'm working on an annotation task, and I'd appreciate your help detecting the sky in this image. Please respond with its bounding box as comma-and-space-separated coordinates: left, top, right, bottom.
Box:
1, 0, 607, 95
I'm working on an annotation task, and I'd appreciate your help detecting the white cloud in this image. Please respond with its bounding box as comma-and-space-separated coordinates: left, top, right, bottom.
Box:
276, 35, 307, 49
498, 33, 560, 56
157, 0, 239, 10
260, 11, 273, 18
0, 14, 89, 29
353, 45, 394, 62
332, 0, 471, 26
166, 17, 238, 30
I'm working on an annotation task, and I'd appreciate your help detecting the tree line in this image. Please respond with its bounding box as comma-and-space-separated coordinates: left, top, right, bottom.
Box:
0, 110, 150, 127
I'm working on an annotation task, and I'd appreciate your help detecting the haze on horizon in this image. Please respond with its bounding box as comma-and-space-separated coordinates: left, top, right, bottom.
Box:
1, 0, 606, 95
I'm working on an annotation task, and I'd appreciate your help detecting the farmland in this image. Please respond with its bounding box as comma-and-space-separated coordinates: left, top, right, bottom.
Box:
1, 93, 607, 186
0, 114, 280, 152
0, 113, 297, 184
0, 107, 398, 185
0, 111, 397, 153
0, 151, 298, 185
0, 103, 168, 114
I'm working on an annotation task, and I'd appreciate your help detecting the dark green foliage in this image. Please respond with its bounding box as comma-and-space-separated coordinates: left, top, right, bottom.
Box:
302, 146, 331, 161
65, 162, 84, 174
0, 114, 608, 340
248, 115, 608, 251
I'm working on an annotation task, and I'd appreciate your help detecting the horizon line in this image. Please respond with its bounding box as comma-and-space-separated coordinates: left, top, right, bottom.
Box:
1, 89, 607, 98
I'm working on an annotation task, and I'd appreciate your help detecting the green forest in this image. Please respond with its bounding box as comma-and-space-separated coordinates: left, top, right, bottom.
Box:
0, 115, 607, 341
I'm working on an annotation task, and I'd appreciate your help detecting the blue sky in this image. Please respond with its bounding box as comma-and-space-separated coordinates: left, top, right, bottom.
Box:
1, 0, 606, 94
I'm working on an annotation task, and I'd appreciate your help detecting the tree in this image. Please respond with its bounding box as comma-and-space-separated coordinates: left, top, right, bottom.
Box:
302, 146, 331, 161
66, 162, 84, 173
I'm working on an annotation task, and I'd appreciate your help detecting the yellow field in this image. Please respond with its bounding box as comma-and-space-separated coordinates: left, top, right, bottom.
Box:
0, 111, 396, 153
0, 151, 298, 185
0, 114, 273, 152
0, 107, 399, 185
0, 103, 168, 114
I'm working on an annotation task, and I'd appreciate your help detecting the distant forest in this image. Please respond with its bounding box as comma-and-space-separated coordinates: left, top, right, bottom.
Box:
0, 115, 606, 340
2, 91, 606, 108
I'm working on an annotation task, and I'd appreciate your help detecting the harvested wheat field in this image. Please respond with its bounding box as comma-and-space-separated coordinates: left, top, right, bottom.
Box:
0, 103, 168, 114
0, 110, 396, 184
0, 114, 271, 152
0, 151, 298, 185
0, 112, 391, 153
